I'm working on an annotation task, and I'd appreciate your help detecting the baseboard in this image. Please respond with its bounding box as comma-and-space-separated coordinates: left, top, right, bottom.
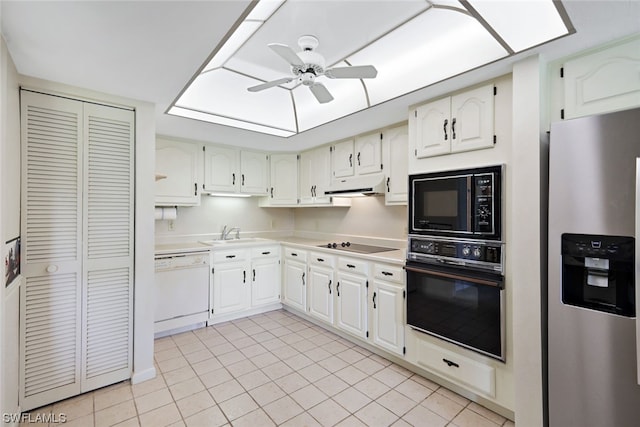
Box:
207, 303, 283, 325
130, 366, 157, 385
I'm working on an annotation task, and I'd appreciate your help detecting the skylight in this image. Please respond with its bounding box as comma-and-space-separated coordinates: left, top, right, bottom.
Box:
169, 0, 572, 137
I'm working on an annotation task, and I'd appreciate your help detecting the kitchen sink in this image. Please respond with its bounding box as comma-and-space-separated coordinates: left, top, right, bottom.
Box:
199, 238, 272, 246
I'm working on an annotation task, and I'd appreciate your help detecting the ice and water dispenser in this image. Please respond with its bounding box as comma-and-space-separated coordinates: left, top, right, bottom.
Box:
561, 233, 635, 317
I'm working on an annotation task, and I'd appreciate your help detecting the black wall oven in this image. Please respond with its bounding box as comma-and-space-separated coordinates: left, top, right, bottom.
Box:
409, 165, 502, 240
406, 166, 505, 361
405, 256, 505, 361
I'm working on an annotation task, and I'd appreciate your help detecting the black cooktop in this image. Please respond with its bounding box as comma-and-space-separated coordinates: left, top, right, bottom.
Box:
317, 242, 394, 254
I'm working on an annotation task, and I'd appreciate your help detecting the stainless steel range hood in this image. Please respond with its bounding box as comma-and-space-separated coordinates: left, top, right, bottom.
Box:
324, 175, 385, 196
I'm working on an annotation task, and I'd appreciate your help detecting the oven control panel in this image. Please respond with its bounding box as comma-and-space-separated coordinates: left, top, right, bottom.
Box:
408, 237, 503, 273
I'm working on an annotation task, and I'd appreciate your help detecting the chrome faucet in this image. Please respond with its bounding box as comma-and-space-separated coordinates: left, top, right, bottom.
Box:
220, 225, 240, 240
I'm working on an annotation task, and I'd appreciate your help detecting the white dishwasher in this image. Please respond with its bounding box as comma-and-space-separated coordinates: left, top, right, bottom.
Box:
154, 251, 210, 334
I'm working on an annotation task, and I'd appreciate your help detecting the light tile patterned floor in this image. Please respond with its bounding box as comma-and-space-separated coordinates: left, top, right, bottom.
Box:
22, 310, 515, 427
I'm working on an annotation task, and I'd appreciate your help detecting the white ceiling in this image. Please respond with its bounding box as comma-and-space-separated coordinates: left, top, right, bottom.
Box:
2, 1, 640, 152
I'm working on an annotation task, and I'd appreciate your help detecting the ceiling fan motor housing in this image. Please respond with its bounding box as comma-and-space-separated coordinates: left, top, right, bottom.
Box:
292, 49, 325, 77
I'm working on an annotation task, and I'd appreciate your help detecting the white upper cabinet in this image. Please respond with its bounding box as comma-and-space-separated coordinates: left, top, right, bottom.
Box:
299, 146, 332, 205
155, 138, 202, 206
414, 97, 451, 158
240, 151, 269, 195
332, 138, 355, 178
382, 124, 409, 205
354, 132, 383, 175
450, 85, 495, 153
412, 84, 494, 159
203, 145, 268, 195
203, 145, 239, 193
332, 135, 383, 180
563, 37, 640, 120
268, 153, 298, 205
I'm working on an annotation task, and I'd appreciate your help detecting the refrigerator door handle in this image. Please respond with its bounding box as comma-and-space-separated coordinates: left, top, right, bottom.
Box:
636, 158, 640, 386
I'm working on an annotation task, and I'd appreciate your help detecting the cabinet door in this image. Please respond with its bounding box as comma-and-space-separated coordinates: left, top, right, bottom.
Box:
450, 85, 494, 153
298, 150, 315, 205
213, 262, 250, 315
204, 145, 239, 193
241, 151, 269, 195
332, 139, 355, 178
335, 273, 368, 339
251, 257, 280, 306
269, 154, 298, 204
284, 259, 307, 311
300, 146, 332, 204
20, 92, 84, 410
414, 97, 451, 158
372, 280, 404, 356
312, 146, 332, 204
82, 104, 135, 391
355, 132, 382, 176
308, 266, 334, 324
383, 125, 409, 205
155, 138, 202, 206
563, 38, 640, 119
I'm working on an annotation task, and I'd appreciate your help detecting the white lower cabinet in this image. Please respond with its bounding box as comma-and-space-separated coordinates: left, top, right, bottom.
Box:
212, 249, 251, 316
251, 246, 281, 306
335, 258, 369, 339
211, 244, 280, 320
283, 247, 308, 312
414, 338, 496, 398
371, 263, 405, 356
307, 253, 335, 324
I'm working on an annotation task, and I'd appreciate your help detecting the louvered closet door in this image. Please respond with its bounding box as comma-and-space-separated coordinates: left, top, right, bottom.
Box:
81, 104, 134, 391
20, 91, 84, 410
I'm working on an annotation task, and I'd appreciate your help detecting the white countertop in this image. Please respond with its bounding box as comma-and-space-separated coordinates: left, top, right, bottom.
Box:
155, 236, 406, 265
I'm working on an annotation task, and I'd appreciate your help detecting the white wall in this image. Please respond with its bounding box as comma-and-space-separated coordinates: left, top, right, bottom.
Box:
511, 55, 545, 427
293, 196, 407, 242
155, 196, 295, 241
1, 25, 22, 421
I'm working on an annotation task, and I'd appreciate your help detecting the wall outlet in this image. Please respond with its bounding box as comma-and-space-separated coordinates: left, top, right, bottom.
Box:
168, 220, 175, 231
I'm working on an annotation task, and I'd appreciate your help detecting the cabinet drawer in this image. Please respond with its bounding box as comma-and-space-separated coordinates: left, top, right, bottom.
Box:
251, 245, 280, 258
416, 339, 496, 398
212, 249, 249, 263
373, 264, 404, 284
284, 247, 307, 261
338, 257, 369, 275
309, 252, 335, 268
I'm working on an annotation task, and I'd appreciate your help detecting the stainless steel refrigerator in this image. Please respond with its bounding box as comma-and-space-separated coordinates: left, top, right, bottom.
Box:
548, 107, 640, 427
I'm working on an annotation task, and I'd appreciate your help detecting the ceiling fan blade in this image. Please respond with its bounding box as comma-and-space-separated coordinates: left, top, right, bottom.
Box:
325, 65, 378, 79
247, 77, 294, 92
309, 83, 334, 104
268, 43, 305, 67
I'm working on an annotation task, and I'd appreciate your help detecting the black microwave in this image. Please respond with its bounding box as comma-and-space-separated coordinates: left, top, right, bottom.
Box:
409, 165, 502, 240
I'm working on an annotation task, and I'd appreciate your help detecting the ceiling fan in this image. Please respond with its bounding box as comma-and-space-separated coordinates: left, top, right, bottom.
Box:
247, 35, 378, 104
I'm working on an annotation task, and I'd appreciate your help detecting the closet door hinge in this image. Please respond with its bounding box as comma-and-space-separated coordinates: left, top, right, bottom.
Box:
493, 86, 497, 96
560, 67, 564, 78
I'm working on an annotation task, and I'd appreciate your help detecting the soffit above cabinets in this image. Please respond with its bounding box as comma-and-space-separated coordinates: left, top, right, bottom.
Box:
169, 0, 573, 137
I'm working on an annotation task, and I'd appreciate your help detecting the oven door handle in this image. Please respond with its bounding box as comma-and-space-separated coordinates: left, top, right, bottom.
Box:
404, 265, 502, 288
